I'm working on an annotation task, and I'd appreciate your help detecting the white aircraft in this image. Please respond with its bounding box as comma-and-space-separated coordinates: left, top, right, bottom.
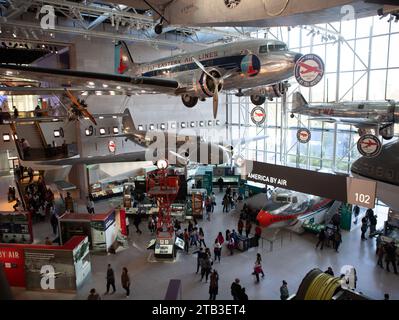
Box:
0, 39, 306, 119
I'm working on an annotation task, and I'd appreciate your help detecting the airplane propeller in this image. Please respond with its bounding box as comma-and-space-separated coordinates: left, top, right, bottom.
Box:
192, 57, 236, 119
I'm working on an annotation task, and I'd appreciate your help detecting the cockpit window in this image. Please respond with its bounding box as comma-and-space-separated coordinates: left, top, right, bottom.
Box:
268, 44, 288, 52
259, 45, 268, 53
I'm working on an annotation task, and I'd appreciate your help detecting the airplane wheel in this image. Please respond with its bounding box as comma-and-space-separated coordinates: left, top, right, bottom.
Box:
250, 95, 266, 105
154, 23, 163, 35
181, 95, 198, 108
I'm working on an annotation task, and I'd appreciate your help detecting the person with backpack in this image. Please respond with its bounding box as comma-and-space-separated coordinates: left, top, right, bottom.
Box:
209, 270, 219, 300
361, 217, 368, 241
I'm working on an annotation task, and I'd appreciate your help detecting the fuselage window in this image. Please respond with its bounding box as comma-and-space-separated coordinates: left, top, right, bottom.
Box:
268, 44, 288, 52
259, 45, 268, 54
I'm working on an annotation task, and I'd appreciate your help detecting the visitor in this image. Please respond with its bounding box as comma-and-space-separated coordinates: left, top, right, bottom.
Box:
205, 197, 212, 221
34, 105, 42, 117
324, 267, 334, 276
13, 198, 21, 211
353, 205, 360, 225
216, 232, 224, 245
200, 254, 212, 283
230, 278, 241, 300
227, 236, 235, 255
105, 264, 116, 294
213, 239, 222, 263
21, 138, 31, 159
237, 218, 244, 236
87, 288, 101, 300
86, 196, 95, 214
361, 217, 368, 241
198, 227, 206, 248
253, 253, 265, 283
315, 228, 326, 250
121, 267, 130, 298
133, 213, 142, 234
13, 106, 19, 118
245, 220, 252, 238
280, 280, 289, 300
333, 231, 342, 253
369, 214, 377, 238
384, 293, 390, 300
50, 210, 58, 235
190, 227, 199, 247
217, 177, 224, 192
64, 192, 74, 212
211, 192, 216, 213
183, 228, 190, 253
225, 229, 231, 242
148, 215, 155, 234
193, 247, 205, 274
222, 194, 229, 213
209, 270, 219, 300
385, 241, 398, 274
376, 243, 385, 268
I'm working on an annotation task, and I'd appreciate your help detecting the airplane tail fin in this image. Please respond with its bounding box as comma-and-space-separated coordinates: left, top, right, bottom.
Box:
291, 92, 308, 112
122, 108, 137, 133
115, 41, 137, 74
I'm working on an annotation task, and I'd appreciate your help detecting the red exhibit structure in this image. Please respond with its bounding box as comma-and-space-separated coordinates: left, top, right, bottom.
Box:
146, 166, 180, 259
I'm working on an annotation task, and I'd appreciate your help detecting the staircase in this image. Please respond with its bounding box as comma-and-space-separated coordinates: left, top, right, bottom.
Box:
324, 201, 342, 224
15, 123, 45, 149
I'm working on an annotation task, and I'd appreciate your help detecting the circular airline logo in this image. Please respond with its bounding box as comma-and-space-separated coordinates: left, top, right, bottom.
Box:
241, 54, 261, 77
297, 128, 311, 143
251, 106, 266, 126
108, 140, 116, 153
295, 54, 325, 87
357, 134, 382, 158
224, 0, 241, 9
235, 154, 245, 167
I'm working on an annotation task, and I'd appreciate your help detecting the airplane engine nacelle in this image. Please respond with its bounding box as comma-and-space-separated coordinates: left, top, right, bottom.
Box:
261, 82, 288, 100
193, 68, 223, 99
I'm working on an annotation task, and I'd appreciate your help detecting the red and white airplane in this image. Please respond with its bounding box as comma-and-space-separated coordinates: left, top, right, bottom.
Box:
254, 188, 334, 233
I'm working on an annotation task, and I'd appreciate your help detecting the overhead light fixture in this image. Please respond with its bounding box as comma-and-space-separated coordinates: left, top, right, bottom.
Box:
95, 91, 102, 96
116, 86, 122, 90
3, 133, 10, 142
87, 81, 95, 86
52, 118, 59, 122
53, 130, 60, 137
5, 71, 13, 76
112, 116, 117, 119
102, 84, 108, 88
14, 134, 18, 140
12, 29, 17, 38
99, 116, 104, 119
99, 128, 106, 135
113, 127, 119, 134
110, 91, 115, 96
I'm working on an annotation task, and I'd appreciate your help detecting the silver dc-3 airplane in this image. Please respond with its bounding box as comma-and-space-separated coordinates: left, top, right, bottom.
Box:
291, 92, 399, 140
0, 39, 307, 119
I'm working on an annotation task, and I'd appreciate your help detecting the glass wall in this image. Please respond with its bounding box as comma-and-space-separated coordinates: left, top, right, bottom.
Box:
228, 16, 399, 174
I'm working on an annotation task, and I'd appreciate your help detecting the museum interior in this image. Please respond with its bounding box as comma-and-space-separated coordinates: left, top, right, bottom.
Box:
0, 0, 398, 302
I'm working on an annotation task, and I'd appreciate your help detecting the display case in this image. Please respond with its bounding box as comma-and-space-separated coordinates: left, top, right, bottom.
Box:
170, 203, 186, 221
0, 211, 33, 244
90, 181, 125, 201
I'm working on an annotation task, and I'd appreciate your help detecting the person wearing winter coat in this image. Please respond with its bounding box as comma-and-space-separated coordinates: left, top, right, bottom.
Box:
209, 270, 219, 300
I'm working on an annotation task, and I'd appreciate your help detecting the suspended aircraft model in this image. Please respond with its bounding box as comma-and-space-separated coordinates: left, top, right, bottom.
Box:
0, 39, 309, 119
64, 89, 97, 126
34, 108, 264, 167
291, 92, 399, 140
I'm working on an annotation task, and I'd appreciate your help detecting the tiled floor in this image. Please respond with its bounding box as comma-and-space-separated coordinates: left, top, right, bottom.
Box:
1, 174, 397, 300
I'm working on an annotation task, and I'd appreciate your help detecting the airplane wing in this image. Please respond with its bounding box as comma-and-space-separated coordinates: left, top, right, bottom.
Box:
309, 117, 378, 127
38, 150, 147, 166
0, 64, 179, 95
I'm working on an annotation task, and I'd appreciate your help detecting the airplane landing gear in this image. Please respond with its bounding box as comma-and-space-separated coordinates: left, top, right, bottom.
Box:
250, 94, 266, 105
181, 94, 199, 108
154, 23, 163, 35
380, 124, 394, 140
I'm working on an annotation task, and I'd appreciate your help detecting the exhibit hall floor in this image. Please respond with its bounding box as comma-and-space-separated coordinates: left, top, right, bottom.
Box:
0, 174, 397, 300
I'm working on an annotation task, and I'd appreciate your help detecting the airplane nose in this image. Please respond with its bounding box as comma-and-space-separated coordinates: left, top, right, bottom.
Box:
294, 53, 303, 63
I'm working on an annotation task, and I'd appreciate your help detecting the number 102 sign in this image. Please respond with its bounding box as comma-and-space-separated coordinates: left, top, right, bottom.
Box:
346, 177, 377, 209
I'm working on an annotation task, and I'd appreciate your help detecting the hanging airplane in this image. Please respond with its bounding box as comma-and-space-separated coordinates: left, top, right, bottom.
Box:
0, 39, 307, 119
103, 0, 399, 32
28, 108, 264, 168
291, 92, 399, 140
